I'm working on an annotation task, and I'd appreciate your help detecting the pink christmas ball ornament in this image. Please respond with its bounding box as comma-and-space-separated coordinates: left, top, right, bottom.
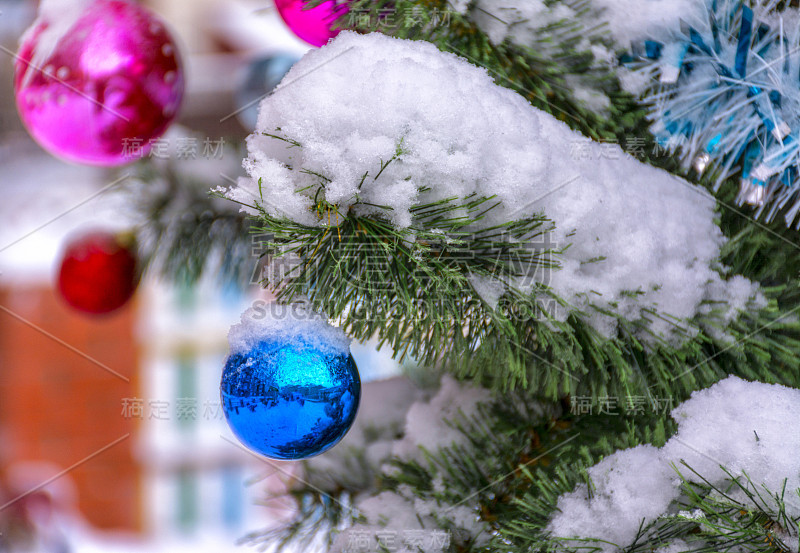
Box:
14, 0, 185, 166
274, 0, 350, 47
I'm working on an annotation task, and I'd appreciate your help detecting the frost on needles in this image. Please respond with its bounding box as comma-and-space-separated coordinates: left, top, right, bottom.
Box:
222, 32, 760, 343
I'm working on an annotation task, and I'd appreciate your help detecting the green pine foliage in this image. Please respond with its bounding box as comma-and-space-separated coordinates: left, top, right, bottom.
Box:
218, 131, 800, 402
244, 391, 676, 551
124, 1, 800, 551
337, 0, 800, 284
260, 392, 799, 553
128, 160, 254, 288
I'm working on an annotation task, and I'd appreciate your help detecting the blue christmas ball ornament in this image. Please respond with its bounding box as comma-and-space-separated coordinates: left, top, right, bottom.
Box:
221, 307, 361, 460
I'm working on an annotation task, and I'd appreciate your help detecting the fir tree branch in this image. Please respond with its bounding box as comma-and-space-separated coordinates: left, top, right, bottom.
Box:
126, 160, 254, 288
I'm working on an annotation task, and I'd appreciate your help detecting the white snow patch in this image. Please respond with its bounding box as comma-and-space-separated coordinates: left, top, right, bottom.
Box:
591, 0, 704, 46
392, 375, 491, 463
547, 376, 800, 551
467, 0, 593, 55
655, 539, 691, 553
225, 32, 760, 341
470, 0, 554, 45
468, 273, 507, 309
227, 302, 350, 356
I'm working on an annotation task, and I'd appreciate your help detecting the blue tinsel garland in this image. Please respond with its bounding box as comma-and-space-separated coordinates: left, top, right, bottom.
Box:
622, 0, 800, 228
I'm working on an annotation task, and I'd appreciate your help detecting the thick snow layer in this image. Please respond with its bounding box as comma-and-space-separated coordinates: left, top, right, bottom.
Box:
547, 377, 800, 551
227, 302, 350, 356
226, 31, 760, 341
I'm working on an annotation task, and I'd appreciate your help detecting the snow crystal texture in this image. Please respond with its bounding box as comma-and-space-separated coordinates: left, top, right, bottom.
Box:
547, 376, 800, 551
227, 302, 350, 356
227, 31, 759, 340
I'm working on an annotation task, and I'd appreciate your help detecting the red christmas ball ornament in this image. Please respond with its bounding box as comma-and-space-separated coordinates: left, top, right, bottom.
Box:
57, 230, 139, 315
14, 0, 184, 166
274, 0, 350, 47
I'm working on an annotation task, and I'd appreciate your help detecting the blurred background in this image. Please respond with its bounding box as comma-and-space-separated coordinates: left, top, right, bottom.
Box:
0, 0, 396, 550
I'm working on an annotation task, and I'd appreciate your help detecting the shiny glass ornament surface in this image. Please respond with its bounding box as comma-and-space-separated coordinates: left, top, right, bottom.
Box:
57, 230, 138, 314
235, 54, 299, 129
274, 0, 349, 47
221, 337, 361, 460
14, 0, 184, 166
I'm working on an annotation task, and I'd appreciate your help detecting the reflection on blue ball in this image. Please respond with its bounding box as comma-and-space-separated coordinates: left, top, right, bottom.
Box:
221, 338, 361, 460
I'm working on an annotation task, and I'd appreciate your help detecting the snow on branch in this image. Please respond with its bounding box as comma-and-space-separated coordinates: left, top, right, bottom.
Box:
547, 376, 800, 551
222, 31, 760, 341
